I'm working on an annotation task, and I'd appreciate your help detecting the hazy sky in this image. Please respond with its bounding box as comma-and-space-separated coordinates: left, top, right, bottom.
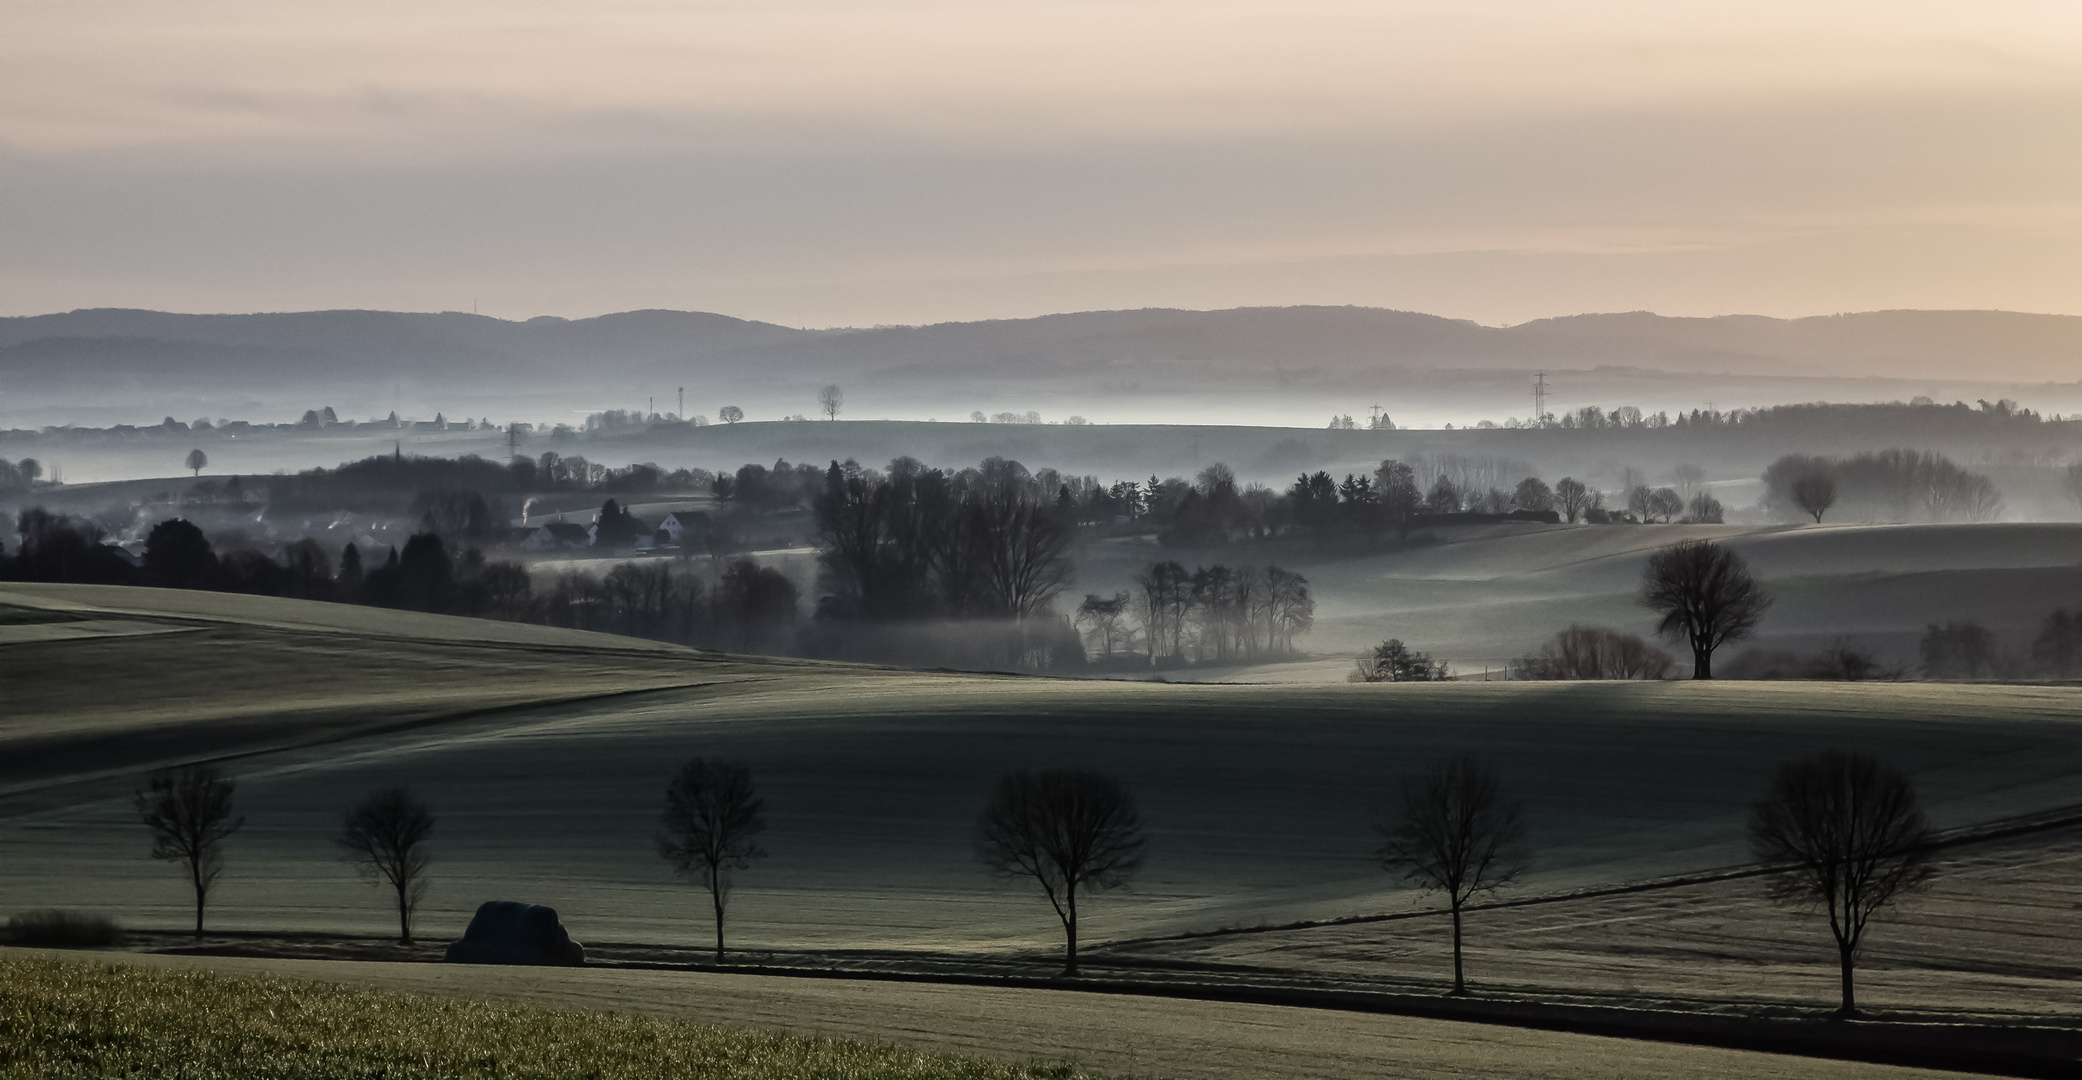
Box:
5, 1, 2080, 326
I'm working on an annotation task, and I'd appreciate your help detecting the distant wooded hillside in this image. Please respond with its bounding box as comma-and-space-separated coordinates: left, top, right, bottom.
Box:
7, 305, 2082, 386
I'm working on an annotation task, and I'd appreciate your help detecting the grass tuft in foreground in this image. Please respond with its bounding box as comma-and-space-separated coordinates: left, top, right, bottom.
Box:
0, 957, 1100, 1080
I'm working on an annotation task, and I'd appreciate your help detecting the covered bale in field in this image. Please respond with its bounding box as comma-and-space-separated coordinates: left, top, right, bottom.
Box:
443, 901, 585, 966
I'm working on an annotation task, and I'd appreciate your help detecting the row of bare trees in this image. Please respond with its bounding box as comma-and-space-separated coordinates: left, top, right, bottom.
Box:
1763, 450, 2003, 524
539, 559, 800, 652
1339, 752, 1932, 1012
132, 744, 1934, 1014
1512, 626, 1676, 680
814, 457, 1075, 624
1085, 562, 1315, 666
649, 749, 1935, 1015
134, 767, 434, 944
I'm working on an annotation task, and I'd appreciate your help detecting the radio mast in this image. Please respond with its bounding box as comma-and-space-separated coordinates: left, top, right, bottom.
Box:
1532, 373, 1549, 426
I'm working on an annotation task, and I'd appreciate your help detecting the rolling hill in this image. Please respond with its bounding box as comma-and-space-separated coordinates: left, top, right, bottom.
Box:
3, 580, 2080, 1026
1078, 520, 2082, 681
10, 306, 2082, 385
9, 305, 2082, 431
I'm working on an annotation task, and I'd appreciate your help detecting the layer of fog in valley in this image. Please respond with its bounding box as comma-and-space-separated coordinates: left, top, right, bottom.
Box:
10, 389, 2082, 685
9, 305, 2082, 436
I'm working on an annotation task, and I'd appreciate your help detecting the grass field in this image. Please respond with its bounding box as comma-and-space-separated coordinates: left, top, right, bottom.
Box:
5, 563, 2082, 1050
0, 954, 1099, 1080
10, 674, 2082, 953
0, 951, 1993, 1080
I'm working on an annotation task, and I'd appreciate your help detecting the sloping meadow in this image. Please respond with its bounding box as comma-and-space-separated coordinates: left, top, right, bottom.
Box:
6, 665, 2079, 957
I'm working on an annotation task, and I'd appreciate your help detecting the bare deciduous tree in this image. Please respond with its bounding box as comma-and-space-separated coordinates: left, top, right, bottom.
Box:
658, 757, 767, 960
1511, 476, 1553, 513
337, 787, 435, 944
480, 561, 533, 621
1749, 751, 1934, 1016
1642, 539, 1772, 679
1377, 755, 1528, 995
1646, 486, 1685, 523
718, 405, 744, 424
1553, 477, 1591, 523
1075, 592, 1132, 660
1763, 454, 1839, 522
1626, 483, 1655, 521
818, 384, 844, 420
135, 765, 244, 937
1793, 472, 1838, 523
1670, 463, 1706, 503
971, 496, 1075, 621
1685, 490, 1725, 524
976, 770, 1145, 975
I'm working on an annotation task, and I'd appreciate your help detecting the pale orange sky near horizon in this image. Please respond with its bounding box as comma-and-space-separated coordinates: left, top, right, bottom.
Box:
3, 0, 2080, 327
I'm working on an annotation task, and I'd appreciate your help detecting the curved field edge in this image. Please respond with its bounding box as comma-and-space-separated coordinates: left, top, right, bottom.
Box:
0, 582, 871, 793
0, 582, 709, 654
0, 955, 1099, 1080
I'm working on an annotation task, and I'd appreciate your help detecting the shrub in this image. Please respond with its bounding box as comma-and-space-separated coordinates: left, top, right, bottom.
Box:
1921, 620, 1997, 679
4, 910, 122, 947
1809, 638, 1898, 681
1512, 626, 1673, 680
1352, 639, 1451, 682
1682, 491, 1725, 524
1719, 638, 1902, 681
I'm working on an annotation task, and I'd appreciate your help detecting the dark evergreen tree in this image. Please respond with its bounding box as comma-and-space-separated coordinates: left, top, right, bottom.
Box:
396, 533, 453, 612
337, 543, 365, 599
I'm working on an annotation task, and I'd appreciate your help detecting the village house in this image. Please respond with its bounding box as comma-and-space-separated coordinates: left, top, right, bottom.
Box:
656, 509, 711, 546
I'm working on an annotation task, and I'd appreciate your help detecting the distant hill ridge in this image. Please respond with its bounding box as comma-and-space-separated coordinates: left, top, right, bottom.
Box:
4, 305, 2081, 384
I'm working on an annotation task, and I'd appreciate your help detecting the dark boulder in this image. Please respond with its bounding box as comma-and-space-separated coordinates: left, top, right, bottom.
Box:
443, 901, 585, 966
